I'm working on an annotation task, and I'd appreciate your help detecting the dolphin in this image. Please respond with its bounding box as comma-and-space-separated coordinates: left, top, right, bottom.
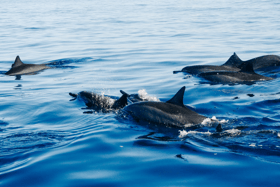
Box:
174, 53, 243, 75
199, 61, 274, 84
121, 86, 207, 127
69, 91, 129, 112
5, 56, 51, 77
174, 52, 280, 75
224, 53, 280, 71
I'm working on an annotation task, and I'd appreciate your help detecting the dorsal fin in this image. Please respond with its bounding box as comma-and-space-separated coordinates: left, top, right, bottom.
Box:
12, 56, 24, 68
120, 90, 130, 97
239, 62, 256, 74
166, 86, 185, 107
222, 52, 243, 68
216, 124, 223, 132
111, 94, 128, 109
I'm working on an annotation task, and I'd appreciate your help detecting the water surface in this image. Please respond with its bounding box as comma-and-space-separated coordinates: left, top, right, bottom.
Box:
1, 0, 280, 186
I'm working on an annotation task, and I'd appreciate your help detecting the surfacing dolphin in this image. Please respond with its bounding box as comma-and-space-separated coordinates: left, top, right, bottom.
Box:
121, 86, 207, 127
69, 91, 128, 112
225, 53, 280, 71
69, 89, 153, 113
199, 61, 274, 84
174, 52, 280, 75
5, 56, 51, 79
174, 53, 243, 75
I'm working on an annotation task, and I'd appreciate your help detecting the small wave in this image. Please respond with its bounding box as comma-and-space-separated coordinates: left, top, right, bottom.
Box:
0, 120, 8, 126
46, 57, 92, 69
0, 131, 69, 157
182, 116, 229, 133
0, 130, 75, 175
179, 116, 232, 138
249, 143, 257, 147
179, 127, 241, 139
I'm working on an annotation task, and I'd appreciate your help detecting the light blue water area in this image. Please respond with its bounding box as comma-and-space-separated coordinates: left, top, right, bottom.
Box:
1, 0, 280, 186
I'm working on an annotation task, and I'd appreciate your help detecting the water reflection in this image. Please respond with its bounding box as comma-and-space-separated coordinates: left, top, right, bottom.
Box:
14, 84, 22, 90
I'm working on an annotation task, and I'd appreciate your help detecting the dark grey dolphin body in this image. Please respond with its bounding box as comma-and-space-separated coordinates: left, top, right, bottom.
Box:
226, 53, 280, 71
175, 53, 243, 75
69, 91, 128, 112
199, 62, 273, 84
122, 87, 207, 127
5, 56, 51, 76
175, 53, 280, 75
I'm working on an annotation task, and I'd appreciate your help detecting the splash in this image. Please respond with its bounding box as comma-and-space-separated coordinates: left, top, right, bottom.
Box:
79, 91, 116, 112
184, 123, 194, 128
179, 130, 212, 138
100, 92, 115, 105
180, 116, 229, 138
138, 89, 160, 101
91, 92, 114, 110
201, 116, 228, 126
223, 129, 241, 136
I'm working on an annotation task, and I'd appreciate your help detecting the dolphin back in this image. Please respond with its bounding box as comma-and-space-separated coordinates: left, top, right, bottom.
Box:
122, 86, 206, 127
5, 56, 51, 76
123, 102, 206, 127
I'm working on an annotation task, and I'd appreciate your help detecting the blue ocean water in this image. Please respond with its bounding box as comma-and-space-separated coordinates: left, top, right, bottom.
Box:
1, 0, 280, 186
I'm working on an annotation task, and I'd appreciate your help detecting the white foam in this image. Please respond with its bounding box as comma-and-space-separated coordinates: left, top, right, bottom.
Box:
184, 123, 194, 128
201, 118, 212, 125
138, 89, 160, 101
219, 119, 228, 123
224, 129, 241, 136
179, 130, 212, 138
100, 92, 115, 105
278, 133, 280, 138
249, 143, 256, 147
201, 116, 228, 126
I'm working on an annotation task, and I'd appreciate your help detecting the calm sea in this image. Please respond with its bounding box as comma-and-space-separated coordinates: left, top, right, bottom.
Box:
1, 0, 280, 186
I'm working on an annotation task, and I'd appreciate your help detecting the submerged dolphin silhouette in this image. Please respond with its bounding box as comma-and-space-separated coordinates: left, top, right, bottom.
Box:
122, 86, 207, 127
5, 56, 51, 77
199, 61, 273, 84
174, 53, 243, 75
69, 91, 128, 112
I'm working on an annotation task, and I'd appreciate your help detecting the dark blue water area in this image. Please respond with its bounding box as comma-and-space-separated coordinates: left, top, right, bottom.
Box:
1, 0, 280, 186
